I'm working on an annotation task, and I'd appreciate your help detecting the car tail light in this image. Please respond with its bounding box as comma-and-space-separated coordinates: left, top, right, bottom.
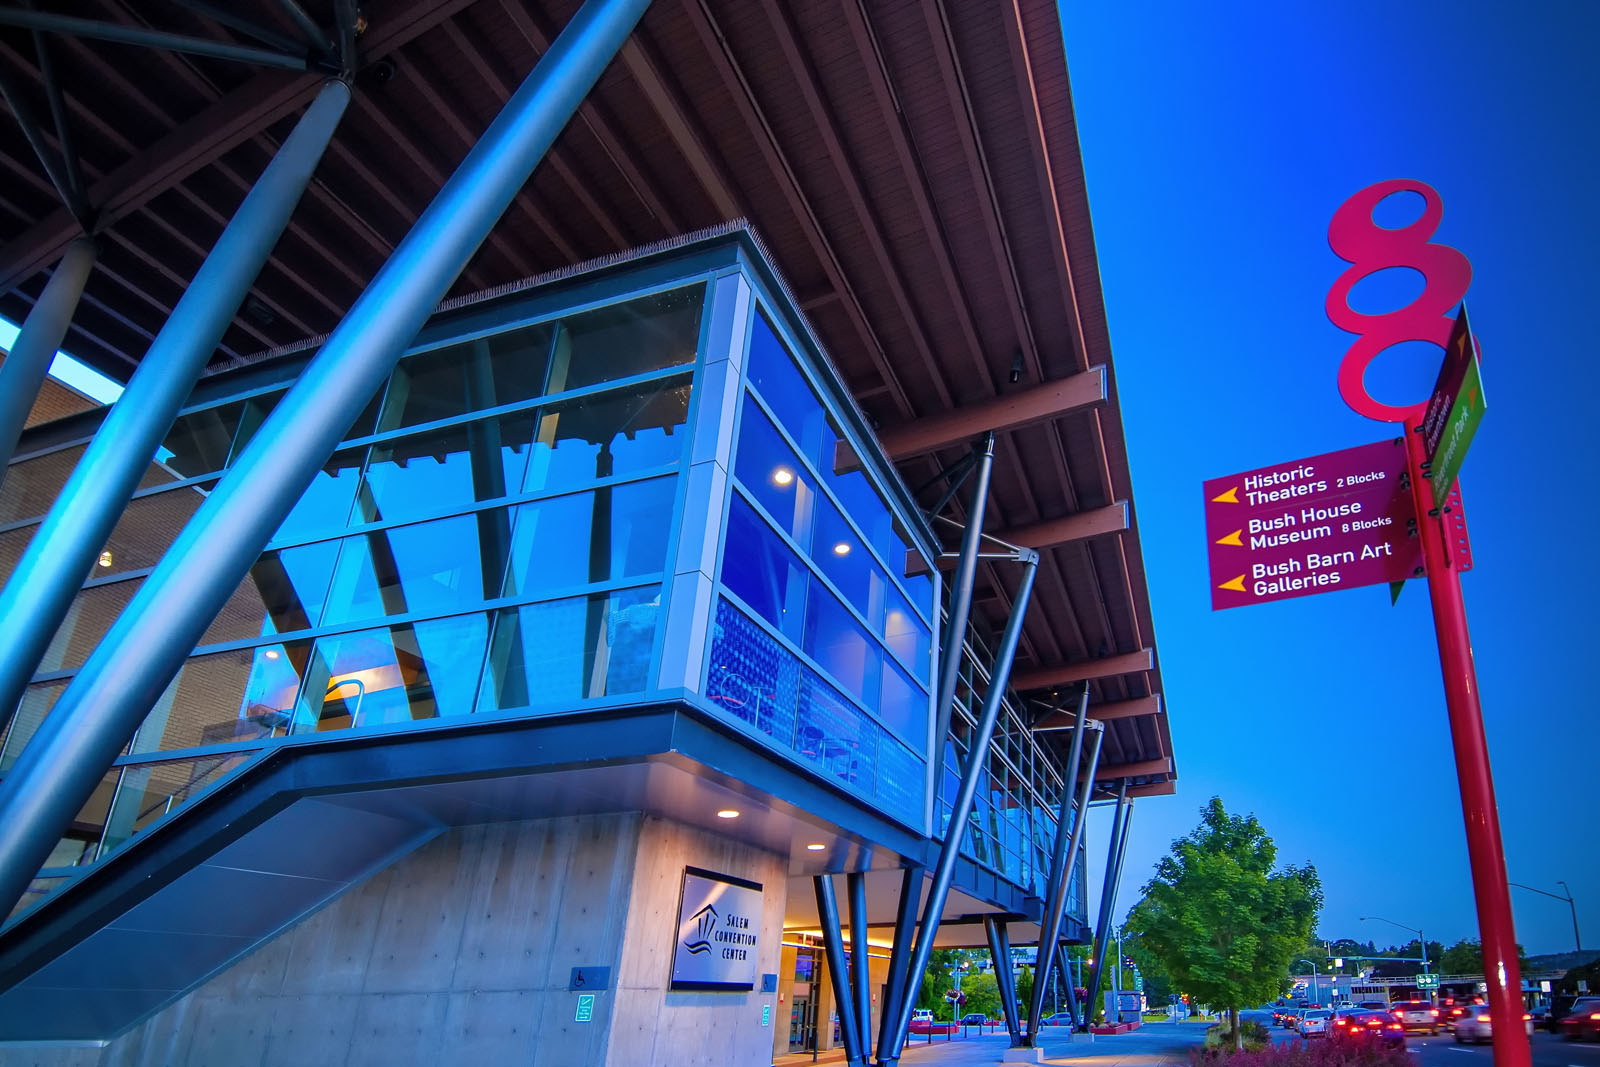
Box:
1476, 1014, 1491, 1023
1430, 1010, 1439, 1016
1387, 1023, 1402, 1030
1522, 1014, 1531, 1021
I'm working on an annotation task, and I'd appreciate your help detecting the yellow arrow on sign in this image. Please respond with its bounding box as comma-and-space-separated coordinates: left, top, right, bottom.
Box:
1217, 575, 1246, 592
1215, 529, 1243, 546
1210, 486, 1239, 504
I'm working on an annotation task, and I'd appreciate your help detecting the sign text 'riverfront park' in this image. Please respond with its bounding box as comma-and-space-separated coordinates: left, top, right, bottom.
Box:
1204, 438, 1421, 610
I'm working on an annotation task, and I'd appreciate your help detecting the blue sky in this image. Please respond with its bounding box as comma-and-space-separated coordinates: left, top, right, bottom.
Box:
1062, 1, 1597, 956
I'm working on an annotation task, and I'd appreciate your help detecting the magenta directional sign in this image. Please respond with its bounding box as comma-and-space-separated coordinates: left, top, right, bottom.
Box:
1203, 439, 1422, 610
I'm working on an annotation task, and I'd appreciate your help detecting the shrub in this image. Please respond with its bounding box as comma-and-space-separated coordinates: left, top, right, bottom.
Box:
1201, 1020, 1272, 1053
1191, 1037, 1411, 1066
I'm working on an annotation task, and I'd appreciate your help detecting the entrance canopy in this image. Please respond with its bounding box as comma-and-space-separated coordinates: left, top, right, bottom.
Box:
0, 0, 1171, 794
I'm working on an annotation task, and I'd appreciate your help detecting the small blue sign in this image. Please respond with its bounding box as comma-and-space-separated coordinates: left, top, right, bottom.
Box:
761, 973, 778, 994
569, 966, 612, 991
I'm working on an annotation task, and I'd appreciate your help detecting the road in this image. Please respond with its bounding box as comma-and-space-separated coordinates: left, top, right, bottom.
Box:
1241, 1009, 1600, 1067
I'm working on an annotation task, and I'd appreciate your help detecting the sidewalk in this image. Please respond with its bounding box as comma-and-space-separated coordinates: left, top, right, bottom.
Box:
772, 1023, 1209, 1066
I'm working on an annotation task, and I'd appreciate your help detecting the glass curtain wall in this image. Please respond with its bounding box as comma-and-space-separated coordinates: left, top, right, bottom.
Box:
0, 282, 705, 884
704, 311, 936, 828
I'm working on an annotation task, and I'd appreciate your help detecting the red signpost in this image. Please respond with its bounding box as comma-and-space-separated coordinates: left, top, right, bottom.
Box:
1204, 179, 1527, 1067
1327, 180, 1528, 1067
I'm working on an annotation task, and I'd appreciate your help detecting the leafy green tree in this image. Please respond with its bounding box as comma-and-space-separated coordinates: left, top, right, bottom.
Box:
1437, 938, 1528, 976
961, 969, 1002, 1021
1124, 797, 1322, 1050
914, 949, 963, 1012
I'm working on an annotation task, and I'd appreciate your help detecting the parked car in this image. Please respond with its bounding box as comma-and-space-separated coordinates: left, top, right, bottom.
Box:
1391, 999, 1441, 1034
1298, 1009, 1334, 1038
1281, 1009, 1305, 1030
1454, 1008, 1533, 1044
1336, 1010, 1406, 1049
959, 1012, 989, 1026
1557, 996, 1600, 1041
1039, 1012, 1075, 1027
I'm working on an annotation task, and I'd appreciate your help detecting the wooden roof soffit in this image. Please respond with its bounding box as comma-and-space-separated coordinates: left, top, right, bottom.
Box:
1009, 647, 1152, 691
837, 367, 1106, 469
1085, 757, 1172, 782
1031, 694, 1158, 731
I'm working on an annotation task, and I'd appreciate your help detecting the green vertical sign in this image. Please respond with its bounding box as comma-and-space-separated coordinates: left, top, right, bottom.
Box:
575, 993, 596, 1022
1430, 349, 1485, 509
762, 1004, 771, 1027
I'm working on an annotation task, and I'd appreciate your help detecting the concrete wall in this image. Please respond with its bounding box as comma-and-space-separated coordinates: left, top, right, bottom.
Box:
1, 812, 787, 1066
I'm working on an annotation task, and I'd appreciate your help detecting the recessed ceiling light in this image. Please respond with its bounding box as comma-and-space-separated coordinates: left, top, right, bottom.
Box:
715, 809, 740, 819
97, 550, 114, 568
264, 649, 281, 660
806, 843, 826, 851
772, 467, 794, 487
832, 542, 850, 556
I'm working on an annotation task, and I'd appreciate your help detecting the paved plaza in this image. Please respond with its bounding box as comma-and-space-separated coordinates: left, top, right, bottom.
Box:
774, 1023, 1210, 1066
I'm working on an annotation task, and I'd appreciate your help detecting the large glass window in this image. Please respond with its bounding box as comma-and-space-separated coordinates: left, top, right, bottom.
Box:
273, 448, 365, 545
201, 539, 342, 645
322, 513, 497, 627
97, 480, 215, 574
883, 584, 931, 679
128, 642, 307, 753
501, 478, 675, 598
524, 378, 689, 495
352, 414, 536, 526
733, 396, 814, 547
38, 579, 141, 673
721, 493, 806, 642
478, 587, 659, 711
546, 287, 703, 394
1, 680, 66, 772
820, 419, 893, 564
746, 313, 825, 462
813, 492, 886, 631
294, 615, 489, 732
0, 444, 85, 525
99, 752, 253, 858
802, 579, 881, 709
376, 326, 552, 433
705, 598, 800, 750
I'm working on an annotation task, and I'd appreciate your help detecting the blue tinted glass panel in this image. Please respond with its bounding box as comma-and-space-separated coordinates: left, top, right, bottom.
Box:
878, 659, 927, 750
795, 669, 877, 793
378, 325, 553, 433
546, 286, 703, 394
273, 448, 364, 545
883, 585, 931, 683
892, 524, 936, 621
803, 578, 881, 707
746, 313, 824, 462
820, 421, 891, 559
876, 736, 924, 826
733, 395, 813, 548
294, 614, 489, 732
322, 513, 494, 627
523, 379, 690, 495
126, 642, 309, 754
477, 586, 659, 710
705, 598, 800, 749
503, 478, 675, 598
813, 492, 886, 630
355, 414, 536, 525
200, 537, 343, 646
720, 494, 805, 641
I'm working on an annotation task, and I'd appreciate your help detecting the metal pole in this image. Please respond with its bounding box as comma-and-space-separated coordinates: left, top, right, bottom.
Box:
1403, 420, 1528, 1067
888, 553, 1038, 1059
31, 24, 90, 224
0, 9, 315, 71
984, 916, 1020, 1043
932, 432, 994, 762
1026, 686, 1089, 1043
1081, 781, 1127, 1029
1061, 728, 1101, 1026
815, 875, 865, 1067
0, 237, 95, 478
270, 0, 335, 52
0, 80, 348, 739
1510, 881, 1582, 952
848, 872, 871, 1065
875, 866, 921, 1067
1057, 943, 1077, 1028
0, 0, 652, 918
0, 61, 86, 222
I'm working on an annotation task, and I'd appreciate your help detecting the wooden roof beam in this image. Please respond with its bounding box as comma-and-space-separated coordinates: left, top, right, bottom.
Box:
1095, 780, 1177, 801
1010, 647, 1151, 691
863, 368, 1104, 462
1085, 757, 1171, 782
1032, 694, 1158, 731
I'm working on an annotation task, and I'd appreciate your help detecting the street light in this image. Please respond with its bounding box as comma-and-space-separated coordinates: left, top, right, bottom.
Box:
1508, 881, 1582, 951
1359, 916, 1429, 973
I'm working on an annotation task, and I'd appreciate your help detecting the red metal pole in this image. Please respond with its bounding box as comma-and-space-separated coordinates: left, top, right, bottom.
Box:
1403, 420, 1529, 1067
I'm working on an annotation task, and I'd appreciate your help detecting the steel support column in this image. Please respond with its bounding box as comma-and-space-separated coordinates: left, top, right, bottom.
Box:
0, 80, 348, 739
1081, 781, 1128, 1029
985, 915, 1021, 1043
816, 875, 866, 1067
1057, 943, 1079, 1028
932, 432, 994, 764
1025, 686, 1089, 1043
848, 871, 872, 1064
886, 552, 1038, 1061
0, 0, 652, 917
1058, 725, 1103, 1027
874, 865, 921, 1066
0, 237, 95, 478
